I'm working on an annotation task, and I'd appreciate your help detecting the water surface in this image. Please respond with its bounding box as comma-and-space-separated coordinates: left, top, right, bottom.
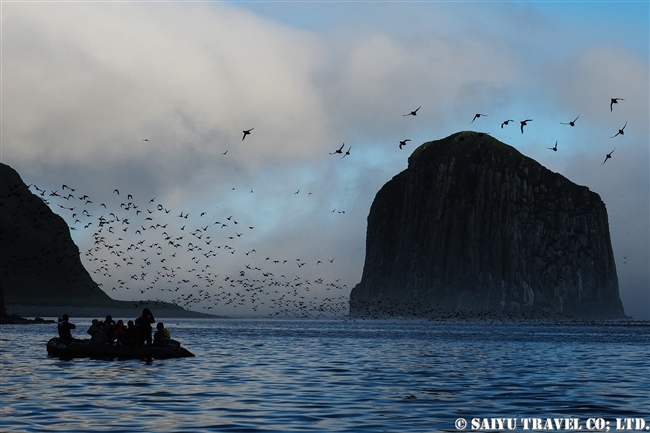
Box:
1, 318, 648, 432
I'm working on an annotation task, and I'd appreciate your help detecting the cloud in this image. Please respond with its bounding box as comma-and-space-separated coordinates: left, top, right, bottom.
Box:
2, 2, 648, 318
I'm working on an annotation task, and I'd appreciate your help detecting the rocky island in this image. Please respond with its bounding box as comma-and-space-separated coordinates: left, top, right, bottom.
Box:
349, 132, 626, 319
0, 162, 212, 319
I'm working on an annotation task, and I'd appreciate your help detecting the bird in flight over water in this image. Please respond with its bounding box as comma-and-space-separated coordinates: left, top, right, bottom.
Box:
611, 121, 627, 138
602, 149, 615, 164
610, 98, 624, 112
471, 113, 486, 123
520, 119, 532, 133
399, 139, 411, 150
242, 128, 254, 141
561, 115, 579, 126
403, 106, 421, 116
547, 141, 558, 151
501, 119, 514, 128
330, 143, 345, 155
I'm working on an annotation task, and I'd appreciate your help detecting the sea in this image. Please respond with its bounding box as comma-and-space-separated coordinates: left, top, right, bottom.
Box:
1, 318, 649, 433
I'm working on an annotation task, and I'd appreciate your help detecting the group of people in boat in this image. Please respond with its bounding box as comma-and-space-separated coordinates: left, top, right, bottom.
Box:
57, 308, 171, 347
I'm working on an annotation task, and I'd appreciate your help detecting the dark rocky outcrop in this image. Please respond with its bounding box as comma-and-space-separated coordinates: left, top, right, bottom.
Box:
350, 132, 626, 319
0, 163, 212, 319
0, 163, 113, 307
0, 280, 53, 323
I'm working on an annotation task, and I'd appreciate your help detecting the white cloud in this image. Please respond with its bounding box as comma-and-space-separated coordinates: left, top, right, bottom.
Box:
2, 2, 647, 318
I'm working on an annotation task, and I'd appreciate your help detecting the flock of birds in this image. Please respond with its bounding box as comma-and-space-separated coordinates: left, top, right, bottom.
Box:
388, 97, 628, 164
12, 181, 351, 318
6, 95, 632, 320
319, 97, 629, 165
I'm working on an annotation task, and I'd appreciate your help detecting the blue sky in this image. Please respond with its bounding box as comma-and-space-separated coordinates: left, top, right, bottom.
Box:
2, 0, 648, 318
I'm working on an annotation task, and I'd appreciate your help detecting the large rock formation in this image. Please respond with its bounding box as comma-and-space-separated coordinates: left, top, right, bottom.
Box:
350, 132, 626, 319
0, 163, 113, 306
0, 163, 217, 319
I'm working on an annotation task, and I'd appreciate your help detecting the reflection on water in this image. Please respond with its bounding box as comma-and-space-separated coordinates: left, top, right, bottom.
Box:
1, 319, 648, 432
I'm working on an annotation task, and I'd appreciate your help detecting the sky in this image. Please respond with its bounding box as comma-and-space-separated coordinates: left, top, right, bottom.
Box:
1, 0, 648, 319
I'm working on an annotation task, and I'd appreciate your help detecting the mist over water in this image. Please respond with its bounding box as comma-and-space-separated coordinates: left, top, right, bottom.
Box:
1, 318, 648, 432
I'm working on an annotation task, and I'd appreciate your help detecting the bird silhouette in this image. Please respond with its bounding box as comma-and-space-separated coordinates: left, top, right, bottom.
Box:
520, 119, 532, 133
561, 115, 579, 126
242, 128, 254, 141
602, 148, 615, 164
547, 141, 558, 151
610, 98, 624, 112
611, 121, 627, 138
330, 143, 345, 155
471, 113, 486, 123
403, 106, 421, 116
399, 139, 411, 150
341, 145, 351, 159
501, 119, 514, 128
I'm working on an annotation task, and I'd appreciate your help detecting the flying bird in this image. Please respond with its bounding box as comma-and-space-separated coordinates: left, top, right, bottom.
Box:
399, 139, 411, 149
471, 113, 486, 123
403, 106, 421, 116
610, 98, 624, 112
611, 121, 627, 138
341, 145, 351, 159
561, 115, 579, 126
520, 119, 532, 133
501, 119, 514, 128
330, 143, 345, 155
602, 149, 615, 164
547, 141, 558, 151
242, 128, 254, 141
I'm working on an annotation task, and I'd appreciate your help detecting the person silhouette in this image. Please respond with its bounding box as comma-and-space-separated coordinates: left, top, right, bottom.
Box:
57, 314, 76, 341
153, 322, 171, 346
135, 308, 155, 346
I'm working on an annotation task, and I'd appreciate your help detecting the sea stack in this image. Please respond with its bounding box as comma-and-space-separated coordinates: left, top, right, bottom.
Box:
349, 132, 626, 319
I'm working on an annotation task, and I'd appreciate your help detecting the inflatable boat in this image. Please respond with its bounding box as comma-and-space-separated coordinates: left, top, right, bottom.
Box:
47, 337, 195, 360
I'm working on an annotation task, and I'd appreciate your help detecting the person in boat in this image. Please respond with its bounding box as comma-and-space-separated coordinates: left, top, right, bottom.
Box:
153, 322, 171, 346
104, 314, 117, 341
57, 314, 77, 341
110, 319, 126, 345
87, 319, 108, 345
135, 308, 155, 346
119, 320, 138, 348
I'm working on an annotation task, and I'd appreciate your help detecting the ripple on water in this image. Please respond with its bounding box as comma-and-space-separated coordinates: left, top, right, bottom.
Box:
1, 319, 648, 433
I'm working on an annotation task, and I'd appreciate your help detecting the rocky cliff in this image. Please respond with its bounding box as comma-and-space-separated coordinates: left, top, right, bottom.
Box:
0, 162, 113, 306
349, 132, 626, 319
0, 163, 217, 319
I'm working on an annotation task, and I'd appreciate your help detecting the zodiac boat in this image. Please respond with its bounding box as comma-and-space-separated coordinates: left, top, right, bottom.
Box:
47, 337, 195, 360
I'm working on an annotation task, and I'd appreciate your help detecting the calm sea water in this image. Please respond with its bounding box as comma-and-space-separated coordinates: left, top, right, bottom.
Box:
1, 318, 648, 433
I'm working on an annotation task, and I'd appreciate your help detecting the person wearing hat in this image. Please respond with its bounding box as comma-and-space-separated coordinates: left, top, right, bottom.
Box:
57, 314, 76, 341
